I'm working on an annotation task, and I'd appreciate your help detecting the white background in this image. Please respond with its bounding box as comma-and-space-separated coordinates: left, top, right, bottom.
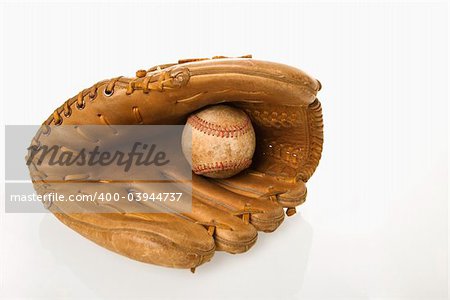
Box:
0, 1, 448, 299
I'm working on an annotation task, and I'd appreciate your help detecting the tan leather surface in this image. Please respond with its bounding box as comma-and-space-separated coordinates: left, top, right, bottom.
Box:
28, 56, 323, 270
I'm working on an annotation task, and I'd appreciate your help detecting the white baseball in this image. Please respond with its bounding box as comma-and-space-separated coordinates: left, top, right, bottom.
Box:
182, 105, 256, 179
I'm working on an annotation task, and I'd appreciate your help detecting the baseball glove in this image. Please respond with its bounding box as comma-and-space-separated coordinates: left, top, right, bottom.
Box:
27, 56, 323, 271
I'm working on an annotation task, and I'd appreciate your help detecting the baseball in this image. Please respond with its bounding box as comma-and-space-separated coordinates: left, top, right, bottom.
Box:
182, 105, 256, 179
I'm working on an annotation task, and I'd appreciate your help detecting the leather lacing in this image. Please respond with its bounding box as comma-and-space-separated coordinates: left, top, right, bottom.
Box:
50, 55, 252, 127
195, 220, 232, 236
51, 69, 175, 126
232, 204, 263, 224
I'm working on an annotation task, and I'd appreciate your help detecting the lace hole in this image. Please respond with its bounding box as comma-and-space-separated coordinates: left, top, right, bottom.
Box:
76, 101, 85, 110
89, 92, 97, 100
54, 118, 63, 126
103, 88, 114, 97
42, 125, 51, 136
64, 110, 72, 117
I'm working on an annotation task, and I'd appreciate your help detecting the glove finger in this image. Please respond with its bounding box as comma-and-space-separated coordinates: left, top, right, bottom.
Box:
37, 182, 215, 270
161, 168, 284, 232
192, 175, 284, 232
185, 199, 257, 254
213, 170, 307, 217
131, 182, 257, 254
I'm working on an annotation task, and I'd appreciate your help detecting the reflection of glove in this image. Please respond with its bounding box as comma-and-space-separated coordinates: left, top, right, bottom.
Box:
27, 56, 323, 271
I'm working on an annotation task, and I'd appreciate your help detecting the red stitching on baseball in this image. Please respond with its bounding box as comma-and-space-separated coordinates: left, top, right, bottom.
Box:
187, 115, 252, 138
193, 159, 252, 175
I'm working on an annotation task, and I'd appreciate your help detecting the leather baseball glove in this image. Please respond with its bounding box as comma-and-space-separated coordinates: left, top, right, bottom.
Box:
27, 56, 323, 271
